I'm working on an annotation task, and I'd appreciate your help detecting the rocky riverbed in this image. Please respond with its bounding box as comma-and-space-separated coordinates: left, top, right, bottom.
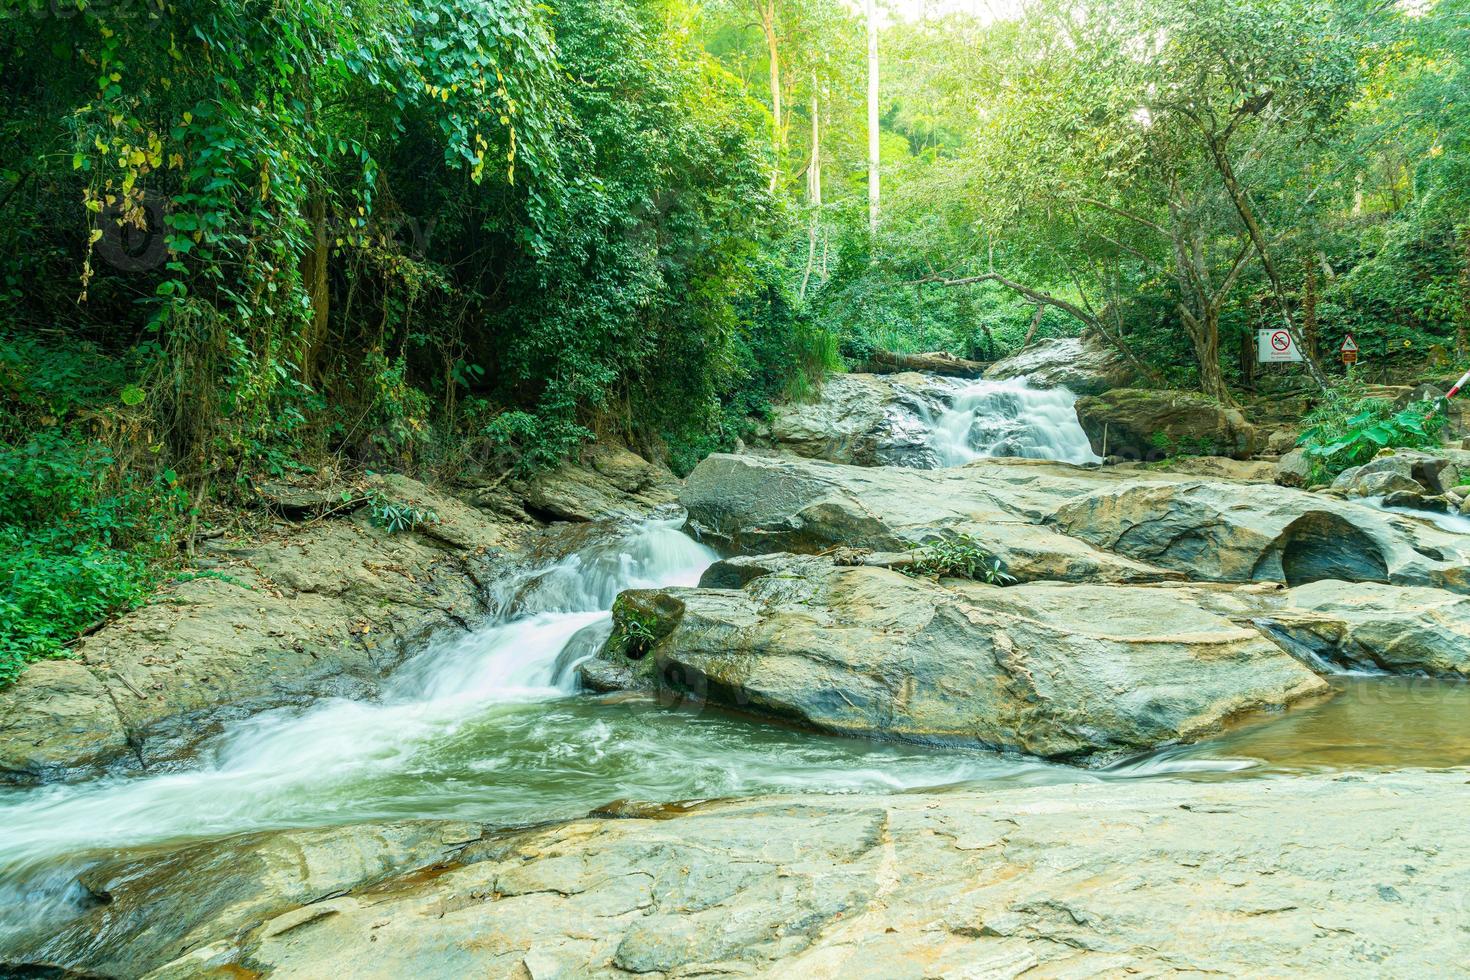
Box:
10, 772, 1470, 978
4, 355, 1470, 978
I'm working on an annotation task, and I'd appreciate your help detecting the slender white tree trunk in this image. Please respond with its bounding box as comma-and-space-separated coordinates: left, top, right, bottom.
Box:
866, 0, 879, 234
762, 2, 782, 193
801, 75, 822, 300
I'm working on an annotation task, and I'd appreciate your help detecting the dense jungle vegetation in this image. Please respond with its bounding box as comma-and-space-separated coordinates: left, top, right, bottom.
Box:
1, 0, 1466, 679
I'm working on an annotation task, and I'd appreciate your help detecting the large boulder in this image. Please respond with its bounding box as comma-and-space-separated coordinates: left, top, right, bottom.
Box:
1273, 448, 1312, 488
586, 555, 1326, 764
764, 372, 949, 468
1, 819, 482, 977
1331, 449, 1468, 499
984, 334, 1135, 395
1262, 580, 1470, 678
679, 453, 1470, 592
681, 453, 1181, 584
1074, 389, 1258, 461
515, 444, 679, 522
14, 772, 1470, 978
1051, 479, 1470, 593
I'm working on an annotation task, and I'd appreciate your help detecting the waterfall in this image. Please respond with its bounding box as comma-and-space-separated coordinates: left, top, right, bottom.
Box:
924, 377, 1100, 466
0, 517, 715, 942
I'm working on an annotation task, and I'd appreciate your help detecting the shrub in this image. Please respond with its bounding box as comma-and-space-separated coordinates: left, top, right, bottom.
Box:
905, 535, 1016, 585
0, 431, 185, 685
1297, 384, 1449, 483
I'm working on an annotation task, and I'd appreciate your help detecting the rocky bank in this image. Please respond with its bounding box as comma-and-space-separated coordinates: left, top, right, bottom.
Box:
9, 771, 1469, 978
0, 446, 678, 785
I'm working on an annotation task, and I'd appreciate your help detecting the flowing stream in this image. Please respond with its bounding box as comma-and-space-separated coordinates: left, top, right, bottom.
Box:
0, 517, 1071, 942
4, 383, 1470, 949
925, 377, 1101, 466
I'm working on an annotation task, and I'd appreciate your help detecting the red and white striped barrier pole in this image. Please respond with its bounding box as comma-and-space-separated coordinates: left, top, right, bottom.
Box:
1449, 368, 1470, 400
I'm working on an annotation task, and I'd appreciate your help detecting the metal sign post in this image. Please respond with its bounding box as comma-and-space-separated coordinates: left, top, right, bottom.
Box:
1449, 368, 1470, 400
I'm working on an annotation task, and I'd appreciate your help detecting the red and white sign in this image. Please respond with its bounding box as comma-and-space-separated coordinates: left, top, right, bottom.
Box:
1257, 328, 1303, 363
1340, 333, 1358, 365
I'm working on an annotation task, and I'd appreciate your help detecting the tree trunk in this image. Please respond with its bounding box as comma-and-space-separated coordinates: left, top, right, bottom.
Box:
1459, 229, 1470, 358
1203, 135, 1329, 391
760, 2, 782, 193
865, 0, 879, 234
1302, 258, 1319, 361
1189, 307, 1230, 403
861, 349, 989, 377
1239, 320, 1256, 392
1022, 305, 1044, 346
800, 75, 821, 301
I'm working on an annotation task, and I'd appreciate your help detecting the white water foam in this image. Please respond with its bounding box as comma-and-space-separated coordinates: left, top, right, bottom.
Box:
924, 377, 1100, 466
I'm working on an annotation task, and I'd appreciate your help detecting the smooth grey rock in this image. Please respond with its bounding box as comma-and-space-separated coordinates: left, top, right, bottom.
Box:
1274, 448, 1313, 488
15, 773, 1470, 978
1051, 479, 1470, 593
1266, 580, 1470, 678
680, 453, 1181, 584
765, 372, 950, 468
594, 556, 1326, 762
983, 334, 1135, 395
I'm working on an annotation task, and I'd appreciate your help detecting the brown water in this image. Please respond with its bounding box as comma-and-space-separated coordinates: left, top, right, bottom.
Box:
1117, 677, 1470, 776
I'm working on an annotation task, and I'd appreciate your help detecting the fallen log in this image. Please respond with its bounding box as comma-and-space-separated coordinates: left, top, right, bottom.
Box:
859, 349, 990, 378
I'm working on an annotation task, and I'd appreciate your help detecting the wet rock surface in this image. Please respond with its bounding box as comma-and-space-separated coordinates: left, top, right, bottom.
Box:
0, 457, 676, 786
983, 334, 1136, 395
11, 772, 1470, 978
1051, 478, 1470, 592
589, 555, 1326, 761
763, 372, 951, 468
1266, 580, 1470, 678
681, 452, 1470, 592
1074, 388, 1259, 461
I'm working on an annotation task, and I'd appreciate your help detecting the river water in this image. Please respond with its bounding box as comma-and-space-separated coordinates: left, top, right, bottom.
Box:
3, 380, 1467, 947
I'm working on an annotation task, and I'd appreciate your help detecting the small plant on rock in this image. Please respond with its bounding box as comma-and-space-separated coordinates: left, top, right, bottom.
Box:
365, 489, 439, 534
906, 535, 1016, 585
612, 603, 660, 660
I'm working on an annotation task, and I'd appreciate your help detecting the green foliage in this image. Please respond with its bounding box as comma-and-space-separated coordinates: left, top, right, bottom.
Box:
0, 430, 185, 685
1148, 432, 1217, 460
611, 597, 660, 660
906, 535, 1015, 585
365, 489, 440, 535
1297, 385, 1450, 483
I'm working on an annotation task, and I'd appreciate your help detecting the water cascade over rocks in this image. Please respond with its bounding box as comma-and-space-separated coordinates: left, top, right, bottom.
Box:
0, 516, 1072, 950
924, 377, 1101, 466
8, 371, 1470, 976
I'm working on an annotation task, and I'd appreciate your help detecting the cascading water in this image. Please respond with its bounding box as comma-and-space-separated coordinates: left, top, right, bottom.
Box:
0, 515, 1064, 946
924, 377, 1100, 466
1362, 495, 1470, 535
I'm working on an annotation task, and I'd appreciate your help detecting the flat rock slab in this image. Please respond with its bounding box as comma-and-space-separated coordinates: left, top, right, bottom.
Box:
12, 772, 1470, 977
682, 453, 1470, 593
588, 555, 1327, 763
682, 453, 1187, 584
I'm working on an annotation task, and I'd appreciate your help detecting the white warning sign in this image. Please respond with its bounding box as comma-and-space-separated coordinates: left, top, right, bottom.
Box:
1258, 328, 1304, 363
